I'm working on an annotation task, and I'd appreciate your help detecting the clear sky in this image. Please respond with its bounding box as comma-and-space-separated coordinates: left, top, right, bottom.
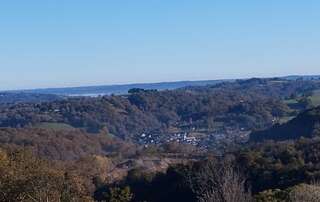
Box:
0, 0, 319, 90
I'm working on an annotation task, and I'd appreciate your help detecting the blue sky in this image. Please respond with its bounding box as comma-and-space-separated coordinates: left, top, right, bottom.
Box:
0, 0, 319, 90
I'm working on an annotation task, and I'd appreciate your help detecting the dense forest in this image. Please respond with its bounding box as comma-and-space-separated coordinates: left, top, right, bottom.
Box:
1, 78, 320, 201
0, 127, 136, 160
100, 137, 320, 201
3, 135, 320, 201
2, 78, 319, 141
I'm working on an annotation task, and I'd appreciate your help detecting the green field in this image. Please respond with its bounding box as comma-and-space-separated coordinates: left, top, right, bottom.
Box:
269, 80, 288, 84
279, 116, 295, 124
310, 90, 320, 106
34, 122, 76, 130
283, 99, 299, 105
284, 89, 320, 108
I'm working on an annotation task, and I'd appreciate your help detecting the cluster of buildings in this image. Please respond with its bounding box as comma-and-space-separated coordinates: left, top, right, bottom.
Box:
136, 126, 250, 149
138, 132, 199, 146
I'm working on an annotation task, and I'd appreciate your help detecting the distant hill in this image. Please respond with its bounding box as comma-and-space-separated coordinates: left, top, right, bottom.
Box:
0, 92, 63, 104
250, 106, 320, 141
283, 75, 320, 81
3, 75, 319, 97
8, 80, 230, 96
0, 78, 295, 139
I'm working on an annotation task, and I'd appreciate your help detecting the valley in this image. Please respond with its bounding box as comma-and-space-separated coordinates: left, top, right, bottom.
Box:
2, 76, 320, 201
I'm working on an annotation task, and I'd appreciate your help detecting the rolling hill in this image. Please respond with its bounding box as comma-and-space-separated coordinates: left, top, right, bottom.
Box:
250, 106, 320, 141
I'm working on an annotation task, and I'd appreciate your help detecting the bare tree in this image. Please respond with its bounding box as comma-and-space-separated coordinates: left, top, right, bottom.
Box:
187, 160, 253, 202
289, 182, 320, 202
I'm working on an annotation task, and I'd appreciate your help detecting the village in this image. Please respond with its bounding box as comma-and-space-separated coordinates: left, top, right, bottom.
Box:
136, 126, 251, 150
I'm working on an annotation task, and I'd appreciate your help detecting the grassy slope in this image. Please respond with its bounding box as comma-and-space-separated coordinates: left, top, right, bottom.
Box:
310, 90, 320, 106
33, 122, 76, 130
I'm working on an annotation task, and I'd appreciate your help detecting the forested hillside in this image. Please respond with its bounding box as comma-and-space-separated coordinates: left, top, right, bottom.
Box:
0, 127, 136, 160
93, 138, 320, 201
0, 92, 63, 104
1, 78, 320, 201
2, 78, 319, 142
250, 106, 320, 141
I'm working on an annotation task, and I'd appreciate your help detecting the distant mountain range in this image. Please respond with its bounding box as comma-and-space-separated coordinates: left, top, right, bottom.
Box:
2, 75, 320, 97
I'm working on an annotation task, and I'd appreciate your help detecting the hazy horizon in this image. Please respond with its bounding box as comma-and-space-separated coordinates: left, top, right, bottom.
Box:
1, 1, 319, 90
1, 73, 320, 92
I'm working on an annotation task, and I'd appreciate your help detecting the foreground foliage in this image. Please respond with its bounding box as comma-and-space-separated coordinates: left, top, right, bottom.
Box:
0, 149, 92, 202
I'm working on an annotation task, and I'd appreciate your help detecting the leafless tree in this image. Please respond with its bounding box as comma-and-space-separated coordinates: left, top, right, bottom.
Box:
289, 182, 320, 202
187, 160, 253, 202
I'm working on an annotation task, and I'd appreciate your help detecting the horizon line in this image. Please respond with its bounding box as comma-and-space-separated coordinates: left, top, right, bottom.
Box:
1, 73, 319, 92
